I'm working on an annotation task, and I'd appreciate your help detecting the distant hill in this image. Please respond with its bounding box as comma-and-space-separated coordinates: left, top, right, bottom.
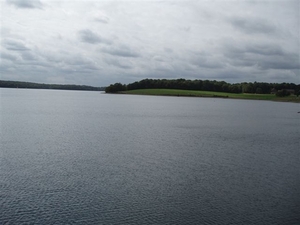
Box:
0, 80, 106, 91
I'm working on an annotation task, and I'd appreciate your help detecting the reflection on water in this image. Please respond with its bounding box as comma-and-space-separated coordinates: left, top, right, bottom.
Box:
1, 88, 299, 224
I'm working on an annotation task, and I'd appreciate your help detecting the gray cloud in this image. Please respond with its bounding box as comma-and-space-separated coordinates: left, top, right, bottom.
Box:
228, 16, 277, 35
188, 51, 224, 69
94, 18, 109, 24
3, 39, 30, 51
91, 11, 110, 24
94, 16, 109, 24
6, 0, 43, 9
78, 29, 112, 45
222, 42, 285, 59
101, 45, 140, 58
104, 58, 132, 69
164, 48, 173, 53
1, 52, 18, 61
21, 52, 36, 61
1, 1, 299, 86
258, 53, 300, 70
222, 41, 300, 71
246, 44, 284, 56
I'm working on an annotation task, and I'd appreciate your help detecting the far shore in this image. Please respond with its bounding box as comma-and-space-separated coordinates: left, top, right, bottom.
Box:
116, 89, 300, 103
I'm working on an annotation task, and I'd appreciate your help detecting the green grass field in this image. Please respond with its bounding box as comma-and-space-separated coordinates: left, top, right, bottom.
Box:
122, 89, 300, 102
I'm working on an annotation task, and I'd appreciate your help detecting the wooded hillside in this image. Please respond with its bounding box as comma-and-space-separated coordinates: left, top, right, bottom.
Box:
105, 78, 299, 95
0, 80, 105, 91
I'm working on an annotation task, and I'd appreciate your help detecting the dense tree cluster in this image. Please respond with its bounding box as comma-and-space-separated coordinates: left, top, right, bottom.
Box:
105, 78, 300, 95
104, 83, 127, 93
0, 80, 105, 91
275, 89, 291, 97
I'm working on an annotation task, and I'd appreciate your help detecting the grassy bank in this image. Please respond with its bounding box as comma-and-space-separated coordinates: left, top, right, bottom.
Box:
122, 89, 300, 102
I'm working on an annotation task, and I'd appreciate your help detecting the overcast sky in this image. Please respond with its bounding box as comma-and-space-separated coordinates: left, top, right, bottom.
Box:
1, 0, 299, 86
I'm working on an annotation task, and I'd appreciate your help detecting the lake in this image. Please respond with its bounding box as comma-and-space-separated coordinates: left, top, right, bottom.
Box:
1, 88, 299, 225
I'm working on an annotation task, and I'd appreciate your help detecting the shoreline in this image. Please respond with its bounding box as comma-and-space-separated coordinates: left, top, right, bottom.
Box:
116, 89, 300, 103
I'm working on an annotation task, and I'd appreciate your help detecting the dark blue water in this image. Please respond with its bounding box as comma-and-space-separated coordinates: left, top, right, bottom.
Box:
1, 88, 299, 224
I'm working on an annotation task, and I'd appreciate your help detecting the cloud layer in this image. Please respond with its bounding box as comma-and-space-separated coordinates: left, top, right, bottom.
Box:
1, 0, 299, 86
6, 0, 43, 9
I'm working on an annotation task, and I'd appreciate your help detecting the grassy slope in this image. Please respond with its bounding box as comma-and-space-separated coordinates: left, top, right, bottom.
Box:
122, 89, 300, 102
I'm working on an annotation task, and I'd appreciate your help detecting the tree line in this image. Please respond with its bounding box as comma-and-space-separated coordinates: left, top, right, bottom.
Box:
105, 78, 300, 96
0, 80, 105, 91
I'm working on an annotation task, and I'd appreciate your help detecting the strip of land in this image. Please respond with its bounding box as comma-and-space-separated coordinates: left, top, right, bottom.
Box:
121, 89, 300, 103
0, 80, 105, 91
105, 78, 300, 102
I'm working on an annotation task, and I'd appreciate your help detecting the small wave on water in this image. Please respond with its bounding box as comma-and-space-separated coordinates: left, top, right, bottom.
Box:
1, 89, 299, 225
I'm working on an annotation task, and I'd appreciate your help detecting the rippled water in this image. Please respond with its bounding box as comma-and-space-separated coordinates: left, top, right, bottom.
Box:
1, 88, 299, 224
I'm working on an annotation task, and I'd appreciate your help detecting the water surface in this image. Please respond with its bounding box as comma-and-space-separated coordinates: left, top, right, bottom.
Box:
1, 88, 299, 224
